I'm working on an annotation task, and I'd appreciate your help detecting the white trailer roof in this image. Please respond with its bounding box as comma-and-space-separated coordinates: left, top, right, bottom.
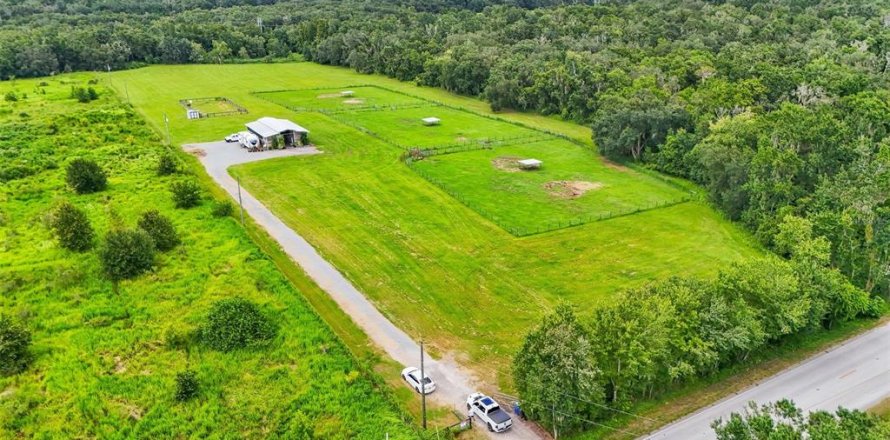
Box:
246, 117, 309, 138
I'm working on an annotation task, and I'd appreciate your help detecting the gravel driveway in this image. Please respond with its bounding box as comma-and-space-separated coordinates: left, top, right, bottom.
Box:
185, 141, 544, 440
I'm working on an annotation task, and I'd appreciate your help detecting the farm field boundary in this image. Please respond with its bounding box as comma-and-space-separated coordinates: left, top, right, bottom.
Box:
255, 84, 691, 236
408, 159, 692, 237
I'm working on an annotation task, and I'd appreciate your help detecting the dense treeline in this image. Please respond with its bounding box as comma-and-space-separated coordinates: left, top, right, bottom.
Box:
1, 0, 887, 296
514, 214, 881, 434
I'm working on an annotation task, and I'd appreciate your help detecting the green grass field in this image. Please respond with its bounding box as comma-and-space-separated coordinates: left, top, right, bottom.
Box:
257, 86, 429, 112
343, 105, 541, 149
106, 63, 763, 389
0, 76, 417, 438
411, 139, 690, 233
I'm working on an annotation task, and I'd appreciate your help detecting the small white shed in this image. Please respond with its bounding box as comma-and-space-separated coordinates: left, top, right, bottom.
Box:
422, 117, 441, 126
518, 159, 543, 170
341, 90, 355, 97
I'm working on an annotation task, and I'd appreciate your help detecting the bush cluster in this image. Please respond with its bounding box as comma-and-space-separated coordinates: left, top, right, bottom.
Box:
0, 314, 32, 377
3, 91, 17, 102
201, 297, 275, 352
70, 86, 98, 103
175, 370, 199, 401
211, 200, 234, 218
137, 210, 180, 252
50, 201, 94, 252
65, 158, 107, 194
170, 180, 201, 209
156, 154, 178, 176
99, 229, 155, 282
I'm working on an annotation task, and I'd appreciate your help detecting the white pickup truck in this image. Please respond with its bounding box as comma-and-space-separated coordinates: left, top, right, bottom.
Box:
467, 393, 513, 433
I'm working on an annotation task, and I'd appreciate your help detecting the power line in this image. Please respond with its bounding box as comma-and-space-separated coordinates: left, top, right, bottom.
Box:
552, 409, 642, 438
553, 390, 659, 423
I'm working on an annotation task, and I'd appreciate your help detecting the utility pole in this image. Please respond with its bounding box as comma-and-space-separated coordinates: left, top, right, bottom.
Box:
237, 178, 245, 225
420, 340, 427, 430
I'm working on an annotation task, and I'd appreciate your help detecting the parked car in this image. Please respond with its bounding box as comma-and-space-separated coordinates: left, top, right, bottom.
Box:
467, 393, 513, 433
224, 133, 240, 142
401, 367, 436, 394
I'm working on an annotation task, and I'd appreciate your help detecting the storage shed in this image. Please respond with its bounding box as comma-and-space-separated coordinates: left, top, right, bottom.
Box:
518, 159, 542, 170
422, 117, 441, 126
245, 117, 309, 149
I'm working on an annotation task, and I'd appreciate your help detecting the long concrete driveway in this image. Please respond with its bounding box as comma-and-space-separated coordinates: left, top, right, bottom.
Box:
186, 142, 543, 440
644, 322, 890, 439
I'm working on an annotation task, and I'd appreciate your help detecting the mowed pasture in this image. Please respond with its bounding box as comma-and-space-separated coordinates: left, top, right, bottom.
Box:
257, 85, 429, 112
343, 105, 540, 149
0, 76, 416, 438
410, 139, 689, 233
108, 64, 763, 389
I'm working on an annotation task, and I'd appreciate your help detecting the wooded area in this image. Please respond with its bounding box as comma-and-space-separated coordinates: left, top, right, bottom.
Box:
1, 0, 886, 298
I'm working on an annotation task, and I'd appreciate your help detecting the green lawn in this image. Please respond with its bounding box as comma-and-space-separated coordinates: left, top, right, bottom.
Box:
0, 76, 417, 438
411, 139, 690, 233
257, 86, 430, 112
343, 105, 542, 149
107, 63, 763, 390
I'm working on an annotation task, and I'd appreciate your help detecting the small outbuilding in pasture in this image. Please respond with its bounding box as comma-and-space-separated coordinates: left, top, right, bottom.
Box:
340, 90, 355, 97
245, 117, 309, 150
422, 117, 441, 126
518, 159, 543, 170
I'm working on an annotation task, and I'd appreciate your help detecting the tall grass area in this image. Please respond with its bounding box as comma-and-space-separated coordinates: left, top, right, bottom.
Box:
0, 76, 417, 438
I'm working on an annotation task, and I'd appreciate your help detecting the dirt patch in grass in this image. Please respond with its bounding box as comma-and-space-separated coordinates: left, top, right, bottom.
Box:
456, 136, 468, 142
317, 93, 342, 99
343, 98, 365, 105
186, 148, 206, 157
544, 180, 603, 198
492, 156, 522, 172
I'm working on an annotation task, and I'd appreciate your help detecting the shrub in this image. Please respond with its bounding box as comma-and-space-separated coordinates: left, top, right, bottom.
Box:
50, 201, 94, 252
99, 229, 155, 282
137, 210, 180, 251
70, 86, 98, 103
0, 314, 32, 376
211, 200, 234, 218
175, 370, 199, 401
201, 297, 275, 352
3, 91, 17, 102
171, 180, 201, 209
156, 154, 178, 176
66, 158, 107, 194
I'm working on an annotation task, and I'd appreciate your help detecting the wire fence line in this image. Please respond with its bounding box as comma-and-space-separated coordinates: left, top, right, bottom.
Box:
250, 84, 695, 236
403, 133, 557, 158
407, 161, 692, 237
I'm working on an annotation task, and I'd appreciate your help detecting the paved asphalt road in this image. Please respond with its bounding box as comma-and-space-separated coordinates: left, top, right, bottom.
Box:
187, 142, 543, 440
644, 322, 890, 439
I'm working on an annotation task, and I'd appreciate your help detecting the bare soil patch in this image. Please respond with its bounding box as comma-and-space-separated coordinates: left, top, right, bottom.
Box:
343, 98, 365, 105
455, 136, 468, 143
492, 156, 522, 172
544, 180, 603, 198
316, 93, 342, 99
186, 148, 206, 157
